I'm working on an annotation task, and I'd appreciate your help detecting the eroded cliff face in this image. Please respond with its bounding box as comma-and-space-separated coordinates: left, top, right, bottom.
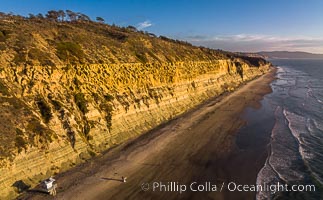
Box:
0, 59, 270, 199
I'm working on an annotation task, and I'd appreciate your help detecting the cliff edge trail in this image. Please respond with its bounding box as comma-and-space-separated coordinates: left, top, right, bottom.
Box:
0, 11, 271, 199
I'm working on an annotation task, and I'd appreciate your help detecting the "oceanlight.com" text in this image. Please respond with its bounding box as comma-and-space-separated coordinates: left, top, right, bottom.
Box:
140, 181, 316, 194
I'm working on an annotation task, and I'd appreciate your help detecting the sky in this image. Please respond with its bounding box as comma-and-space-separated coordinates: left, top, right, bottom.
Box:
1, 0, 323, 53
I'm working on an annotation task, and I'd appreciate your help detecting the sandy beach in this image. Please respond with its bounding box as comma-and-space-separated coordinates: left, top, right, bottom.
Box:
20, 68, 276, 200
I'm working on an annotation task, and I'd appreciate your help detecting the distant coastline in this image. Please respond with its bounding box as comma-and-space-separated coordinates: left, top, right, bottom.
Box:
257, 51, 323, 59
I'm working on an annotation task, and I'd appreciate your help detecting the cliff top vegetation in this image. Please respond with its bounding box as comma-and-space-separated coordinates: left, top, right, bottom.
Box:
0, 10, 267, 67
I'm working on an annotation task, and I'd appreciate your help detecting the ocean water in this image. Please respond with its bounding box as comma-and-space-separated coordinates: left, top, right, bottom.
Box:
256, 59, 323, 200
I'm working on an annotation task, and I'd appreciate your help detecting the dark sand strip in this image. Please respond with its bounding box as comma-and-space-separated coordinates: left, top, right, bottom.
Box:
21, 68, 276, 200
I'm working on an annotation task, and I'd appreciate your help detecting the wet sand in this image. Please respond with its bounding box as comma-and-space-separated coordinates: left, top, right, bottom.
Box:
21, 68, 276, 200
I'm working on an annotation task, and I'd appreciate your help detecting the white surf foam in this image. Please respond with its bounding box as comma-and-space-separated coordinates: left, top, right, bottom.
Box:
306, 118, 321, 140
256, 107, 304, 200
284, 110, 316, 175
283, 109, 323, 185
313, 118, 323, 132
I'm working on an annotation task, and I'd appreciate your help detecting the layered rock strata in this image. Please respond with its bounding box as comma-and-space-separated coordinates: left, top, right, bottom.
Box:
0, 59, 270, 199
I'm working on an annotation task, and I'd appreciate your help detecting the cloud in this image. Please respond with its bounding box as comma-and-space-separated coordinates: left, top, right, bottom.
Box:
137, 20, 152, 30
184, 34, 323, 53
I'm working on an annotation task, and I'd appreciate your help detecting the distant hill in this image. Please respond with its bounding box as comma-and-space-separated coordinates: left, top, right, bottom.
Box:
257, 51, 323, 59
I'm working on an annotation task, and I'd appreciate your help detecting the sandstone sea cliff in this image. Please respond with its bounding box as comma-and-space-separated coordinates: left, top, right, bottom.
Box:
0, 13, 271, 199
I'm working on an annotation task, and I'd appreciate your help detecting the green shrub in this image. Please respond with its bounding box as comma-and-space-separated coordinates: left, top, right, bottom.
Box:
50, 99, 63, 110
15, 128, 27, 153
67, 130, 75, 148
28, 48, 55, 66
74, 93, 88, 114
0, 31, 5, 42
92, 92, 99, 102
27, 118, 53, 144
36, 98, 53, 123
99, 103, 113, 130
0, 30, 11, 42
135, 53, 148, 63
0, 42, 6, 51
13, 53, 27, 64
0, 81, 9, 96
15, 136, 27, 153
87, 149, 96, 157
83, 122, 91, 139
106, 30, 127, 41
103, 93, 114, 101
16, 128, 23, 136
105, 112, 112, 130
56, 42, 84, 63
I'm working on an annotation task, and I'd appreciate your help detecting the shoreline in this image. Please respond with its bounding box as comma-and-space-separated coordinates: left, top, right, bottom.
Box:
20, 67, 277, 200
